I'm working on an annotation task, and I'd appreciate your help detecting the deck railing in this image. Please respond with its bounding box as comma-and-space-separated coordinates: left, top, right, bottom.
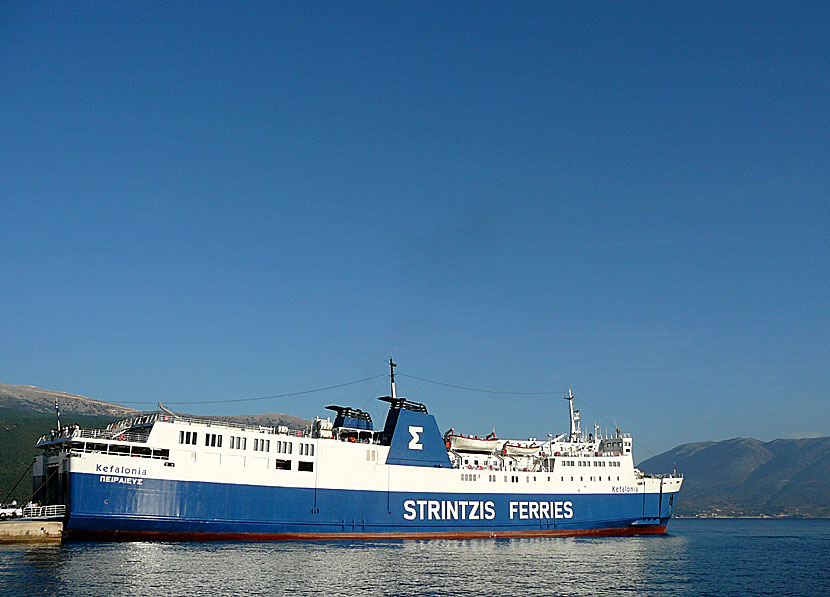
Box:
22, 504, 66, 519
37, 428, 150, 445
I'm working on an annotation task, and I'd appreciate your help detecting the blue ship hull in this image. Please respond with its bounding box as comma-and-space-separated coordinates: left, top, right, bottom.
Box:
65, 472, 675, 540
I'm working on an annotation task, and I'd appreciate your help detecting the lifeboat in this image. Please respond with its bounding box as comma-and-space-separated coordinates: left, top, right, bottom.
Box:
448, 433, 500, 453
502, 442, 541, 457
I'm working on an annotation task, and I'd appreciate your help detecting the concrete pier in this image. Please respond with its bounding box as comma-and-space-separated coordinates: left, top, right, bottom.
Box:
0, 520, 63, 543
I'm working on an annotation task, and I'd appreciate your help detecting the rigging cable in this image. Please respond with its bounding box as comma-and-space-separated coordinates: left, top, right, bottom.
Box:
401, 371, 656, 457
114, 368, 657, 457
119, 373, 387, 407
397, 372, 564, 396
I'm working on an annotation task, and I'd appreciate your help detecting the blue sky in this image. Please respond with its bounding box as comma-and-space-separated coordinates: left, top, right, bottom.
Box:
1, 2, 827, 456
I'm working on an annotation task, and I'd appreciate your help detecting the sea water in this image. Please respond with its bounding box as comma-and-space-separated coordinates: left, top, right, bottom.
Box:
1, 519, 828, 596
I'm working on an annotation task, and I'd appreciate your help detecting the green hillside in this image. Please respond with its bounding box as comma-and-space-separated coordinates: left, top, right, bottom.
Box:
638, 436, 830, 517
0, 408, 115, 505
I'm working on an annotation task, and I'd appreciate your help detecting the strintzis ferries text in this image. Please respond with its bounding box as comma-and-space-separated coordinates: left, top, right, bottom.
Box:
33, 362, 682, 540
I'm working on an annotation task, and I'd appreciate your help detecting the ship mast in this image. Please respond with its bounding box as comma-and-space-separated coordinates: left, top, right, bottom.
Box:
564, 387, 580, 441
389, 358, 397, 399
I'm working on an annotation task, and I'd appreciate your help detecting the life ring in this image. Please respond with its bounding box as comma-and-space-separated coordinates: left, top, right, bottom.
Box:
117, 434, 126, 441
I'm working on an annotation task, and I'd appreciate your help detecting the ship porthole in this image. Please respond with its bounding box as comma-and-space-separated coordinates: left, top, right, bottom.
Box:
104, 500, 108, 505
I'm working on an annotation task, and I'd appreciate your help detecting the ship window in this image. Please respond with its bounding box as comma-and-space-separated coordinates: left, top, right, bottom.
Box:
132, 446, 152, 457
179, 431, 184, 444
298, 461, 313, 472
254, 439, 271, 452
274, 459, 291, 470
88, 443, 107, 453
571, 476, 573, 482
109, 444, 130, 455
153, 448, 170, 459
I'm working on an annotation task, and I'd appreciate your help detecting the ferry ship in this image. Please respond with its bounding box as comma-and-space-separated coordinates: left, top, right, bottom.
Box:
32, 362, 683, 540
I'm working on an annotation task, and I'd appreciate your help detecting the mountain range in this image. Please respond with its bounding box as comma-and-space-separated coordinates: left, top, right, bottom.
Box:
1, 383, 827, 516
638, 436, 830, 517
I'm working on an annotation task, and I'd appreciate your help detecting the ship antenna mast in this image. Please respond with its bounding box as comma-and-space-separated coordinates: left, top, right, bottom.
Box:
564, 387, 579, 441
389, 357, 397, 399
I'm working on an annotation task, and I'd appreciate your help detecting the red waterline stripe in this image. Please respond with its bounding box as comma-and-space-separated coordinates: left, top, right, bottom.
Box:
67, 526, 667, 542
